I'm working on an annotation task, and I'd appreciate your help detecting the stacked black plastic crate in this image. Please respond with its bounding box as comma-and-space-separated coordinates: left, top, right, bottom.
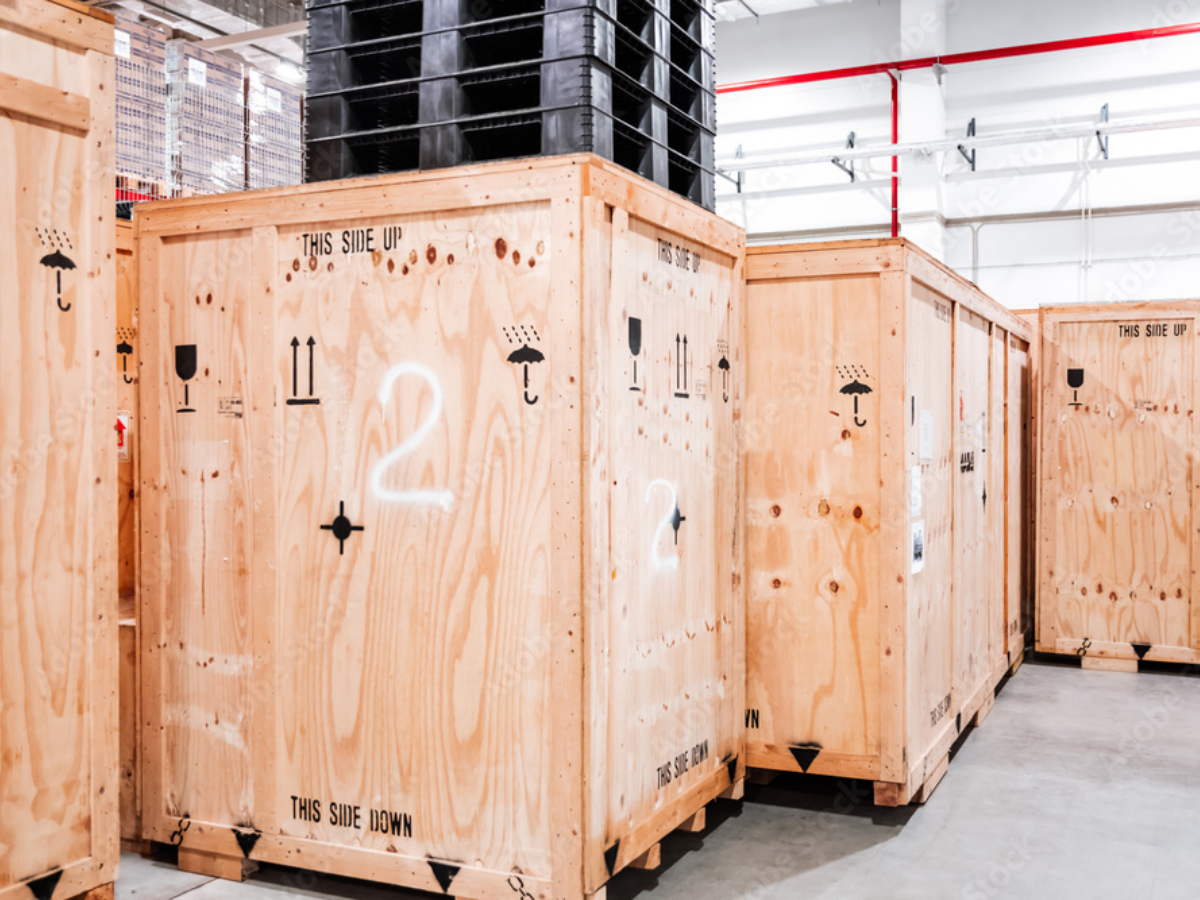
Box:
305, 0, 716, 209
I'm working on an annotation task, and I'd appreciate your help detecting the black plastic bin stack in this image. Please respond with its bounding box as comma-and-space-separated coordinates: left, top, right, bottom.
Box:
305, 0, 716, 209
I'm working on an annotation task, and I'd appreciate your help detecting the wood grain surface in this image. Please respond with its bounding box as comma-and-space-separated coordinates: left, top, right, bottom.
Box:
0, 1, 117, 894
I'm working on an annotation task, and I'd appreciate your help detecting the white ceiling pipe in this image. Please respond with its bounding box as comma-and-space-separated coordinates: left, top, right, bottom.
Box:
717, 113, 1200, 173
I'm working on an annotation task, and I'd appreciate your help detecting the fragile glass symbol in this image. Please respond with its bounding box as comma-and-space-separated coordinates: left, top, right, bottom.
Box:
1067, 369, 1084, 406
175, 345, 197, 413
629, 317, 642, 391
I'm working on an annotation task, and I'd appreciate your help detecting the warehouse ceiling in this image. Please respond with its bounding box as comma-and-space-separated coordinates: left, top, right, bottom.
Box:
94, 0, 849, 79
714, 0, 854, 22
100, 0, 303, 74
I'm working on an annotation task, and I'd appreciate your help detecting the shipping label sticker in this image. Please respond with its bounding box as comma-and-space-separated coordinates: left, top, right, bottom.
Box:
115, 30, 131, 59
117, 410, 131, 462
218, 397, 244, 419
920, 409, 934, 461
910, 465, 922, 518
911, 520, 925, 574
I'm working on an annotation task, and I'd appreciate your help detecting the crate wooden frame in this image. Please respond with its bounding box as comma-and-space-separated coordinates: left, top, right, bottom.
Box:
742, 239, 1033, 806
0, 0, 118, 896
116, 219, 147, 849
134, 154, 746, 900
1035, 301, 1200, 673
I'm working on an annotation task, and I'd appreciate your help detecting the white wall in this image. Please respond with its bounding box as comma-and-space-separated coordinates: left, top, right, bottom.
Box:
715, 0, 1200, 307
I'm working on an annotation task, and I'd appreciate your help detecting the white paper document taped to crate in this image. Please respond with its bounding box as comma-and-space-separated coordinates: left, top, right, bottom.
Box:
188, 58, 207, 88
920, 408, 933, 461
115, 30, 130, 59
910, 465, 922, 517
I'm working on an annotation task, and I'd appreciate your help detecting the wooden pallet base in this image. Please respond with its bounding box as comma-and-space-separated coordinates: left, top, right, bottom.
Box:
163, 794, 733, 899
51, 884, 114, 900
874, 748, 949, 808
973, 691, 996, 728
120, 838, 154, 856
1009, 647, 1025, 677
1081, 656, 1139, 673
177, 848, 258, 882
719, 778, 746, 801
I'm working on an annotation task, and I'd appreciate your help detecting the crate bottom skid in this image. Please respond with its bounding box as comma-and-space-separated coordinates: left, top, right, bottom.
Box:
135, 154, 746, 899
742, 240, 1033, 807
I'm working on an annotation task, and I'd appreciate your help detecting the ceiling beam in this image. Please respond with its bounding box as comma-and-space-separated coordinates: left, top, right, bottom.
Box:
196, 19, 305, 49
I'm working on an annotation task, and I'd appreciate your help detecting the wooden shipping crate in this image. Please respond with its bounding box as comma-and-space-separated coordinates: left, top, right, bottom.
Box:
135, 155, 745, 899
1035, 301, 1200, 672
0, 0, 119, 897
743, 239, 1032, 806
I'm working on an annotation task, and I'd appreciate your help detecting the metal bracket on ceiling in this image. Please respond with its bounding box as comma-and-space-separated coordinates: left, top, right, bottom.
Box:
715, 146, 747, 192
1097, 103, 1110, 159
832, 132, 856, 182
737, 0, 760, 20
958, 118, 977, 171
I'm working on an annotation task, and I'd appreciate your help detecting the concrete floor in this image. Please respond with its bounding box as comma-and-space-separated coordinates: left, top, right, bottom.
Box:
117, 661, 1200, 900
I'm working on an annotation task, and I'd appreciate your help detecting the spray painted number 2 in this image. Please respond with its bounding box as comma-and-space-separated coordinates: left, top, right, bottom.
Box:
369, 362, 454, 511
645, 478, 685, 570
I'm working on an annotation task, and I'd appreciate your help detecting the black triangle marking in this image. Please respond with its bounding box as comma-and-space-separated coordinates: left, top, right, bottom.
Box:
956, 712, 962, 734
428, 860, 460, 894
233, 828, 261, 858
790, 743, 822, 774
27, 870, 63, 900
604, 841, 620, 876
1131, 642, 1151, 661
727, 757, 739, 787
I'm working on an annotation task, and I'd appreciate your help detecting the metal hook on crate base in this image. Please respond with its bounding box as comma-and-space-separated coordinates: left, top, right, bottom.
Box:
832, 132, 856, 182
169, 817, 192, 846
958, 118, 977, 171
1096, 103, 1110, 159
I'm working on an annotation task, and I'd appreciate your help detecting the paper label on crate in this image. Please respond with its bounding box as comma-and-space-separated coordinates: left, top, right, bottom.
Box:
115, 30, 131, 59
911, 520, 925, 574
116, 411, 131, 462
910, 465, 922, 517
267, 87, 282, 113
920, 409, 934, 461
188, 58, 207, 88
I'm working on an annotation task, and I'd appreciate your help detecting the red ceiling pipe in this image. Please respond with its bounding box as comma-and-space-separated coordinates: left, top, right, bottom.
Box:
717, 21, 1200, 94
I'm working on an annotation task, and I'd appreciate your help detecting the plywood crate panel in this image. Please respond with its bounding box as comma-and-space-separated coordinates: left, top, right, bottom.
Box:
1011, 309, 1039, 668
116, 220, 144, 846
1036, 301, 1200, 671
743, 239, 1032, 805
0, 0, 118, 896
135, 154, 745, 899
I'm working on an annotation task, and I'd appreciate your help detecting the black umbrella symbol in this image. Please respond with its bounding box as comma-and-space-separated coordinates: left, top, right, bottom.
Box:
507, 343, 545, 405
41, 249, 76, 311
718, 356, 730, 402
840, 379, 873, 427
117, 340, 134, 383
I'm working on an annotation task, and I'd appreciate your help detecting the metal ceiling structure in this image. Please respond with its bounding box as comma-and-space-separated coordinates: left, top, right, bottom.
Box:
714, 0, 853, 23
97, 0, 304, 74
